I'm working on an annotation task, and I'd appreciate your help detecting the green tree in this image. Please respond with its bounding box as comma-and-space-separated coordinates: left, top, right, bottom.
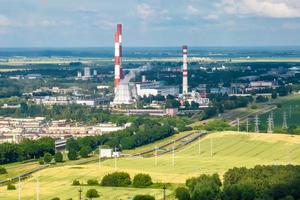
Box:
54, 152, 63, 162
133, 195, 155, 200
67, 150, 78, 160
86, 189, 100, 200
0, 166, 7, 174
79, 146, 92, 158
175, 187, 190, 200
87, 179, 99, 185
72, 180, 80, 186
7, 183, 16, 190
101, 172, 131, 187
43, 152, 52, 163
133, 174, 153, 188
271, 91, 278, 99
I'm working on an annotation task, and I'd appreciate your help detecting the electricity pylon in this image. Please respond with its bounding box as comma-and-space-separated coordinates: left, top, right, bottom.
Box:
267, 113, 274, 134
254, 115, 260, 133
282, 111, 288, 129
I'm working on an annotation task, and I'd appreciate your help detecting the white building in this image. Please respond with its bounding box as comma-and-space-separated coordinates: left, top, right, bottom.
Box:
100, 149, 113, 158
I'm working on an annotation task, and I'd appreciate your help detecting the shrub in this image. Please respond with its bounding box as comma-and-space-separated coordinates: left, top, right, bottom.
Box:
133, 195, 155, 200
43, 152, 52, 163
175, 187, 190, 200
87, 179, 99, 185
133, 173, 153, 188
101, 172, 131, 187
0, 166, 7, 174
72, 180, 80, 186
54, 152, 63, 162
7, 183, 16, 190
51, 198, 60, 200
79, 146, 92, 158
38, 157, 44, 165
86, 189, 100, 200
68, 150, 78, 160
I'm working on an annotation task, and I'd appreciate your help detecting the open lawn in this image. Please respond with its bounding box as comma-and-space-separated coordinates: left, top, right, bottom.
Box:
1, 131, 300, 200
260, 94, 300, 129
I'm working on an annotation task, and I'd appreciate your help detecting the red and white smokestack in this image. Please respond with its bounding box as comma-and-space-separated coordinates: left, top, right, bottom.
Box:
114, 24, 122, 89
182, 45, 188, 94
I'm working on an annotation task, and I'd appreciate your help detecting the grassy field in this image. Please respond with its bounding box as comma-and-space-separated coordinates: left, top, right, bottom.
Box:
1, 131, 300, 200
260, 94, 300, 129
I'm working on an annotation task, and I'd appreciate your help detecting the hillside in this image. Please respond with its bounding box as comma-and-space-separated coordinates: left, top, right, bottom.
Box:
1, 131, 300, 200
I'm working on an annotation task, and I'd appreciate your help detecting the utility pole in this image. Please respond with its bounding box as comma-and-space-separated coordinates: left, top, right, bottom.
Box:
36, 175, 39, 200
246, 117, 249, 132
98, 145, 101, 168
282, 111, 288, 129
155, 146, 158, 166
163, 185, 166, 200
172, 140, 175, 167
289, 105, 292, 119
18, 176, 21, 200
114, 147, 117, 171
210, 138, 213, 157
79, 187, 82, 200
237, 118, 240, 132
198, 135, 201, 155
254, 115, 260, 133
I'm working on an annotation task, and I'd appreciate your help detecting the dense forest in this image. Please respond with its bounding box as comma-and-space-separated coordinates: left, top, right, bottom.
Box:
175, 165, 300, 200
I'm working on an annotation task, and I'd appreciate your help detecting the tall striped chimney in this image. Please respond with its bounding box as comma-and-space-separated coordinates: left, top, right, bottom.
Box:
182, 45, 188, 94
114, 24, 122, 90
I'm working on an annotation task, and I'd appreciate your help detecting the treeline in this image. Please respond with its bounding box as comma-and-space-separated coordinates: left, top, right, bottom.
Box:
66, 117, 184, 158
0, 103, 131, 124
175, 165, 300, 200
201, 94, 253, 119
0, 137, 54, 165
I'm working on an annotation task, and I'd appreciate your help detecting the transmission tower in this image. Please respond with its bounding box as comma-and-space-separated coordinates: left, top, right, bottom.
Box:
289, 105, 292, 119
267, 113, 274, 134
270, 111, 274, 129
254, 115, 260, 133
282, 111, 288, 129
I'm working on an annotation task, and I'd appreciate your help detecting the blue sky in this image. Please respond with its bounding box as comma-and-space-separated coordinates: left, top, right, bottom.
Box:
0, 0, 299, 47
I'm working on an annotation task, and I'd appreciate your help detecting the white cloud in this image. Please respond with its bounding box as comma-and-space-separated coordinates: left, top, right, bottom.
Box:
187, 5, 201, 16
136, 3, 154, 20
0, 15, 11, 26
217, 0, 300, 18
204, 14, 219, 20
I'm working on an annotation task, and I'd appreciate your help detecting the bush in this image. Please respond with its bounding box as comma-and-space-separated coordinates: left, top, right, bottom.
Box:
51, 198, 60, 200
43, 152, 52, 163
87, 179, 99, 185
133, 195, 155, 200
101, 172, 131, 187
0, 166, 7, 174
86, 189, 100, 199
7, 183, 16, 190
72, 180, 80, 186
68, 150, 78, 160
175, 187, 190, 200
38, 157, 44, 165
133, 174, 153, 188
54, 152, 63, 162
79, 146, 92, 158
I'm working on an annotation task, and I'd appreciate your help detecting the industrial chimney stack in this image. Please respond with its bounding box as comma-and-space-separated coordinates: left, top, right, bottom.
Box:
114, 24, 123, 90
182, 45, 188, 94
